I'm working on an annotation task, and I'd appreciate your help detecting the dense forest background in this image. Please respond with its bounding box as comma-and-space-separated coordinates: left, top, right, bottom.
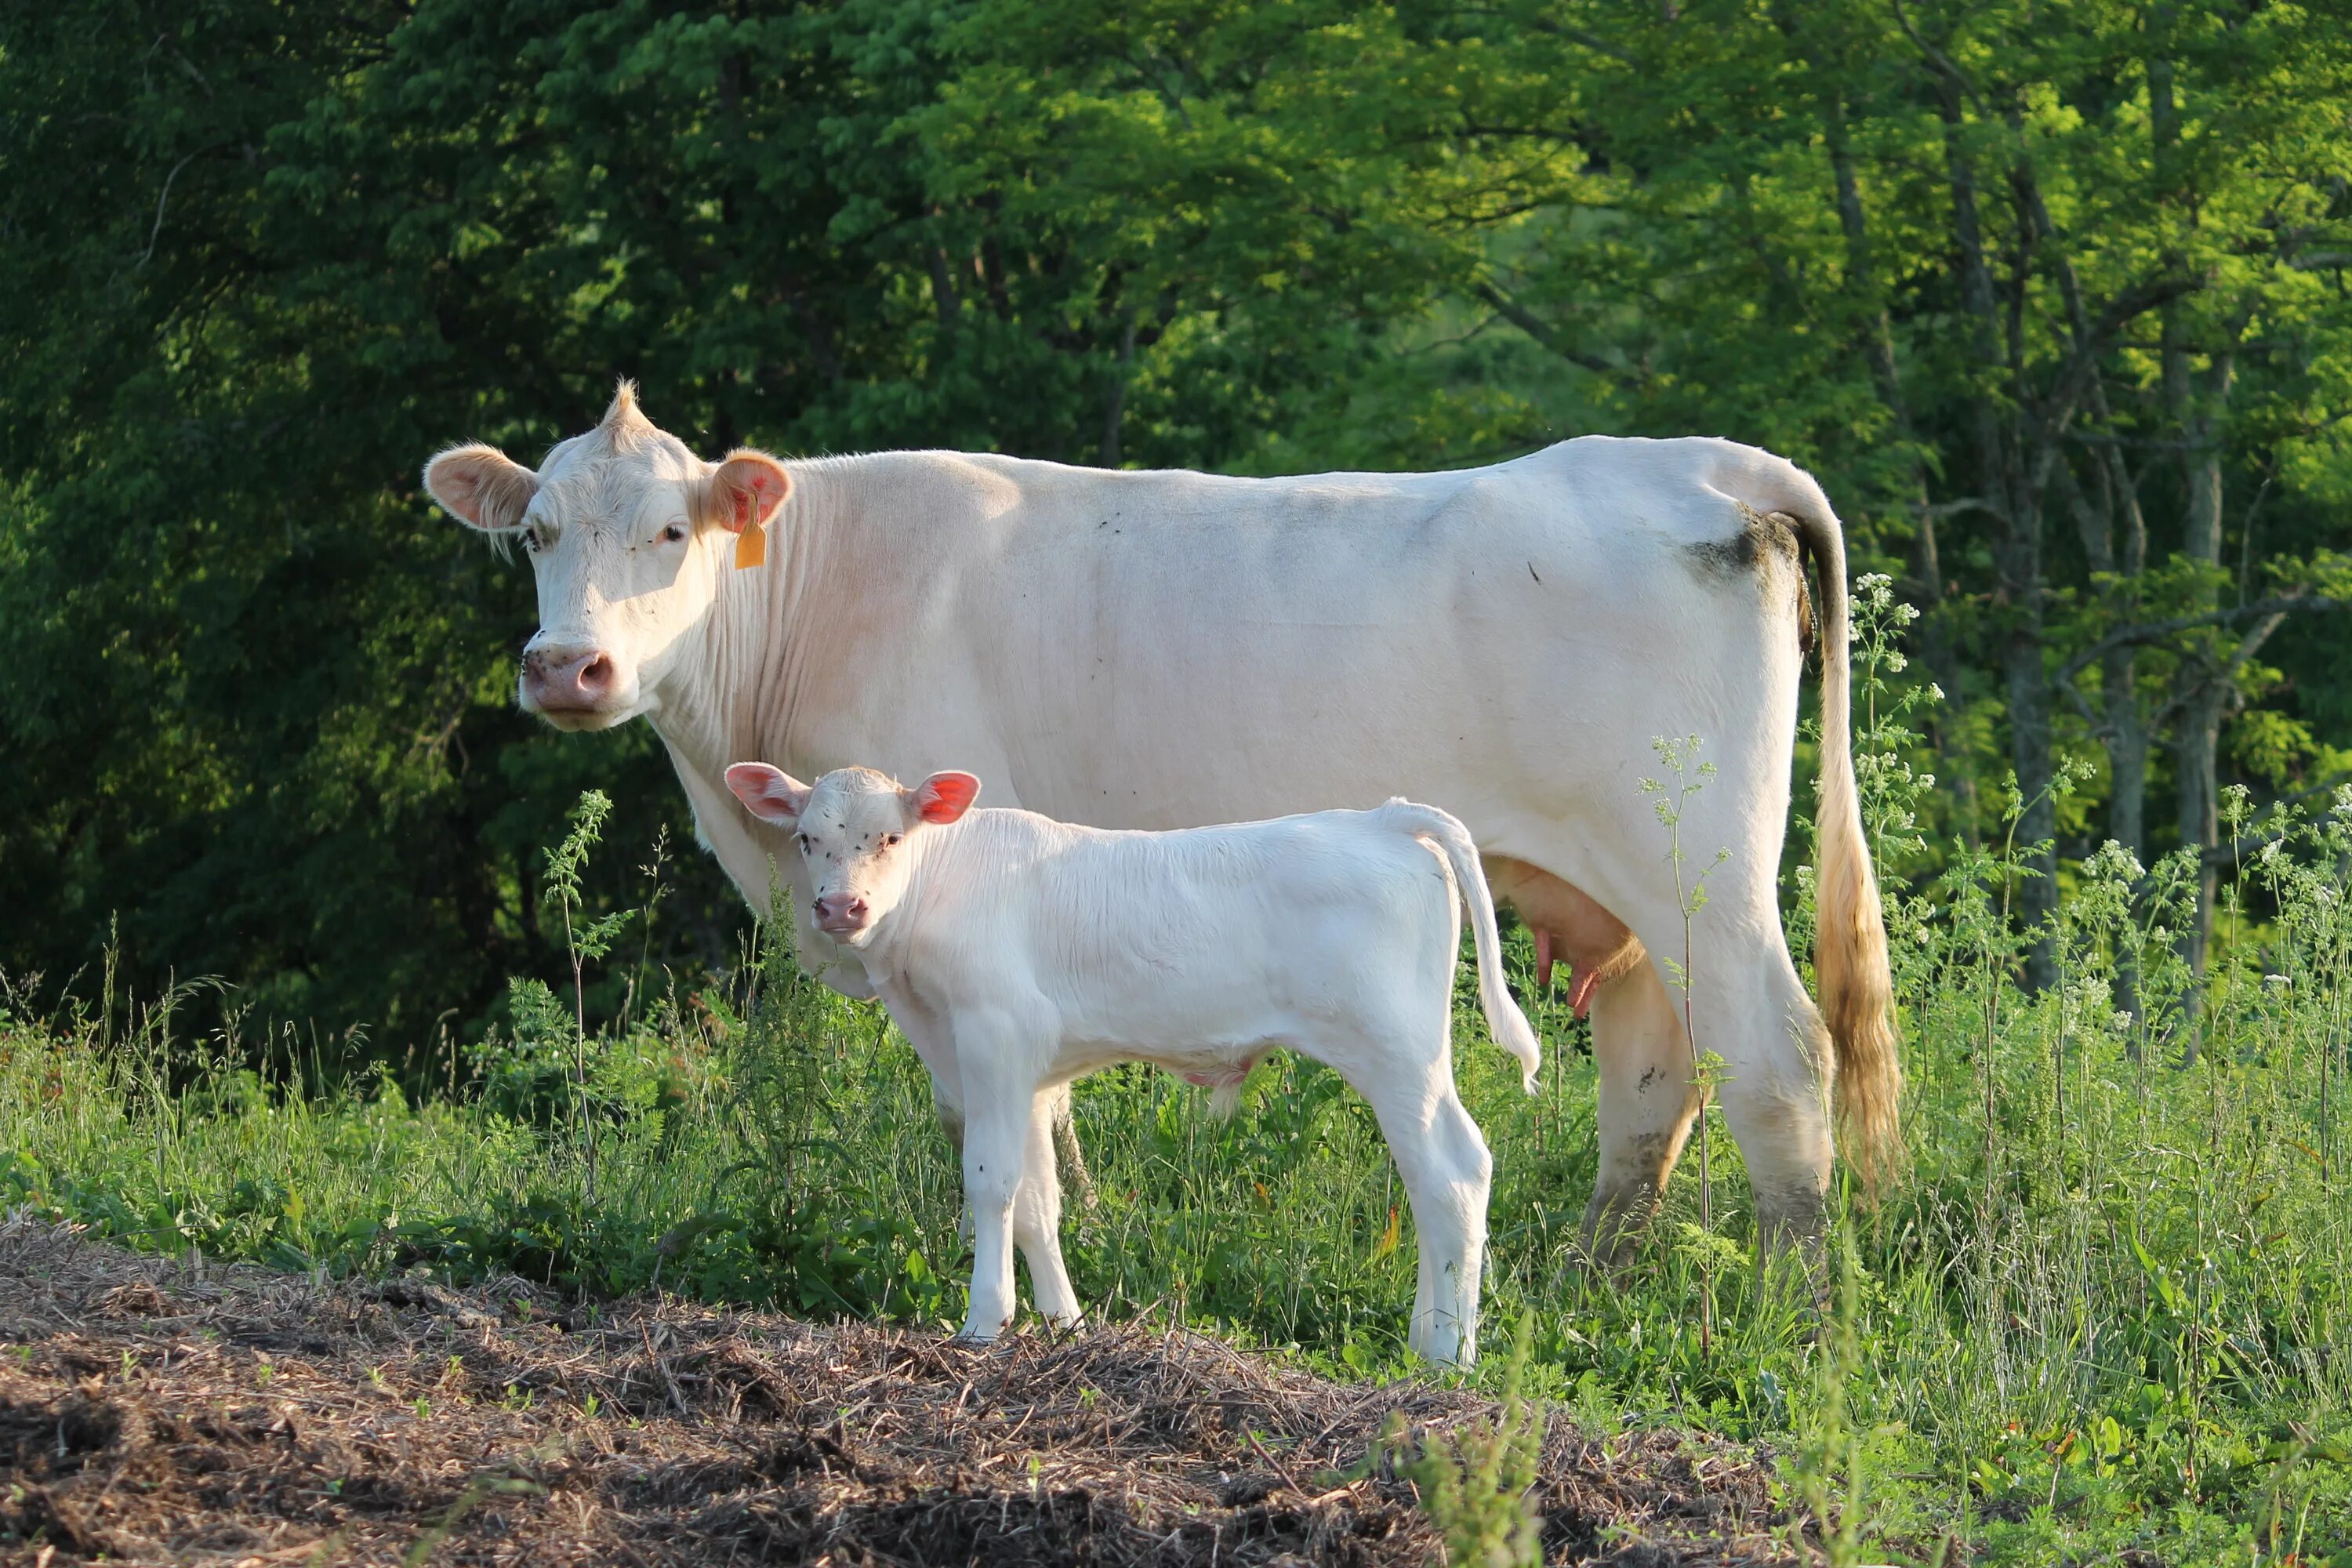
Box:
5, 0, 2350, 1065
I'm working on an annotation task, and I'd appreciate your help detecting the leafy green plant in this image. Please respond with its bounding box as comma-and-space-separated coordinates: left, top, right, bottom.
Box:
1639, 735, 1730, 1357
543, 790, 633, 1204
1394, 1313, 1545, 1568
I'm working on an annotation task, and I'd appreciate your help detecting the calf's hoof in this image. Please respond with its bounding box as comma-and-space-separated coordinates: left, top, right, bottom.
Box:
952, 1311, 1013, 1345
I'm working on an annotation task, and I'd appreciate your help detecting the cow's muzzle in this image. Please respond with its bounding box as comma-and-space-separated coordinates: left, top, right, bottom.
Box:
521, 644, 619, 717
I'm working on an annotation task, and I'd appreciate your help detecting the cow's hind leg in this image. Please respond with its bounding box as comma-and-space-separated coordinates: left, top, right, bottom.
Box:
1014, 1086, 1080, 1326
1582, 960, 1702, 1265
1611, 882, 1835, 1254
1679, 942, 1833, 1250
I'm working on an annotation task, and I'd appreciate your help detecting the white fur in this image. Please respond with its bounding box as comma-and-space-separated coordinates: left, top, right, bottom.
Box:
426, 398, 1893, 1244
728, 762, 1536, 1365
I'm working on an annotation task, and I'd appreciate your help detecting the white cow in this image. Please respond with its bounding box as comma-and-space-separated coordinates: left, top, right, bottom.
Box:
720, 761, 1541, 1363
421, 384, 1898, 1254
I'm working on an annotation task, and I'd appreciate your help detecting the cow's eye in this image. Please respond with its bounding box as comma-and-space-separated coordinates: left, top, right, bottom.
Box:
659, 522, 687, 544
795, 833, 810, 851
521, 528, 543, 553
883, 833, 903, 848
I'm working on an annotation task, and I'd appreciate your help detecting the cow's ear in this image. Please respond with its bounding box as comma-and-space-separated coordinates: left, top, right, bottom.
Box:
724, 763, 812, 826
909, 771, 982, 826
698, 449, 791, 535
423, 444, 539, 532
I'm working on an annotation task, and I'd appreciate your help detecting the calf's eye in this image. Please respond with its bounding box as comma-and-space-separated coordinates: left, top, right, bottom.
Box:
883, 833, 903, 848
659, 523, 687, 543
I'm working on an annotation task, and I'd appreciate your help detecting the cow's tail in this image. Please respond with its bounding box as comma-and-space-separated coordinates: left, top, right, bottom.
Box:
1767, 475, 1904, 1196
1383, 800, 1543, 1091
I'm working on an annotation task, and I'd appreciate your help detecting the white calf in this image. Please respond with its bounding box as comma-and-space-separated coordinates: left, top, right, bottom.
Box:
724, 761, 1542, 1366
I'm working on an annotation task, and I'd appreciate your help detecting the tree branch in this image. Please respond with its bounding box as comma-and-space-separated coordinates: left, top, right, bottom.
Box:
1924, 495, 2010, 522
1511, 14, 1638, 64
136, 151, 203, 270
2056, 593, 2351, 690
1889, 0, 1991, 118
1472, 281, 1616, 376
2031, 273, 2202, 460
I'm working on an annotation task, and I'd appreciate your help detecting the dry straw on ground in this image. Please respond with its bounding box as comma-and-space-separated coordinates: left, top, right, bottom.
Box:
0, 1214, 1793, 1566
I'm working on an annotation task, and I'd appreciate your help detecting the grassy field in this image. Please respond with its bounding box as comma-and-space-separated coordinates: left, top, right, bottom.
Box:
6, 587, 2352, 1565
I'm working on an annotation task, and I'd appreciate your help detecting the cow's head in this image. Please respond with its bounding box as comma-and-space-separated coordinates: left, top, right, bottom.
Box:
722, 763, 981, 943
422, 383, 789, 731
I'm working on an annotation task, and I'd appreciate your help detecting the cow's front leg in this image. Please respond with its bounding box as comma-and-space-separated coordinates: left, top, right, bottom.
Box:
950, 1014, 1037, 1343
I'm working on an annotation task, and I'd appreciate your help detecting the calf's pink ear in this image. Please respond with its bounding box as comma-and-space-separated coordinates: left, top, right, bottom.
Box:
699, 449, 792, 535
423, 444, 539, 532
909, 771, 982, 825
724, 763, 812, 826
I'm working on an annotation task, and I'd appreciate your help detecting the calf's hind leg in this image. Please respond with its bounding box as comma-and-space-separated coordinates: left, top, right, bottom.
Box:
1326, 1023, 1494, 1367
1014, 1087, 1080, 1326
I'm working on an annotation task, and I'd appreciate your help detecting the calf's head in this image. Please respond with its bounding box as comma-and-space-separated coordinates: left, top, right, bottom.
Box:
422, 383, 789, 731
724, 763, 981, 942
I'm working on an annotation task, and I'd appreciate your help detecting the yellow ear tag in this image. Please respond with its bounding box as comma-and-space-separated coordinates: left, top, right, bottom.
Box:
734, 521, 768, 570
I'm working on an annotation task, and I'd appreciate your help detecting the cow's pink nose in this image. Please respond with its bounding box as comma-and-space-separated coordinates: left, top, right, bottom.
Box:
522, 647, 615, 710
813, 895, 869, 932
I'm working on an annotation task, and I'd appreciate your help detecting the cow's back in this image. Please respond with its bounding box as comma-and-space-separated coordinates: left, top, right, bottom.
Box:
707, 437, 1812, 936
794, 441, 1780, 822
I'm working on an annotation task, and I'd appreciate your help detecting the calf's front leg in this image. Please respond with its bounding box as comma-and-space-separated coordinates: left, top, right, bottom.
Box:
949, 1014, 1040, 1342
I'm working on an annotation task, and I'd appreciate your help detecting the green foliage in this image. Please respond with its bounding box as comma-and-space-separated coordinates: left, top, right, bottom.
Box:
1392, 1312, 1545, 1568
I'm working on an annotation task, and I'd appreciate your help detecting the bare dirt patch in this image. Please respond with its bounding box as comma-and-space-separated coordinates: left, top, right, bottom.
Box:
0, 1215, 1793, 1565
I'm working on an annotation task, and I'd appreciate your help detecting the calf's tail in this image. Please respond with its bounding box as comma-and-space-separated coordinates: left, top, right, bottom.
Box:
1381, 800, 1543, 1091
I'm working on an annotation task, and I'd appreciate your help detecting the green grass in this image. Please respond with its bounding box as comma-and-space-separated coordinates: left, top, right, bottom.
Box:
7, 585, 2352, 1563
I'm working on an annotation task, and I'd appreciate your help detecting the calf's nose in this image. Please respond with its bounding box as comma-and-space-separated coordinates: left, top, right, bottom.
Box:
521, 647, 615, 709
813, 895, 869, 932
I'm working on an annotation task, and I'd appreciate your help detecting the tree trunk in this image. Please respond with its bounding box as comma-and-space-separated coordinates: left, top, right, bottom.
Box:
1098, 308, 1137, 468
2173, 687, 2226, 983
1932, 72, 2057, 988
1824, 93, 1979, 840
2163, 321, 2235, 1025
1998, 508, 2060, 992
2106, 653, 2148, 862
